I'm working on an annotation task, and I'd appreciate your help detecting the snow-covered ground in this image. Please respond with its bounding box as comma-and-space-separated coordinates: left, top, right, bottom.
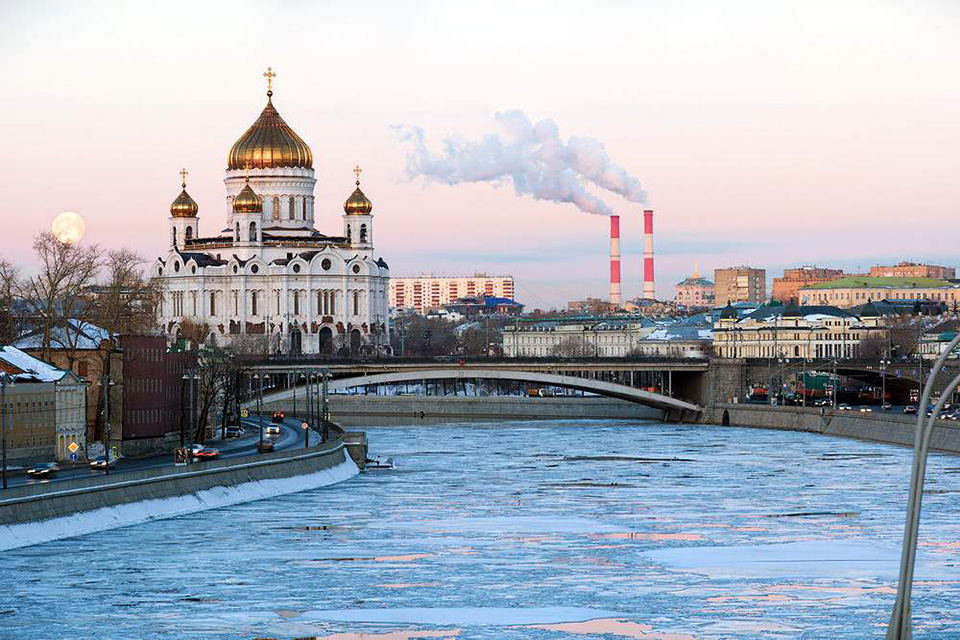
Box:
1, 420, 958, 639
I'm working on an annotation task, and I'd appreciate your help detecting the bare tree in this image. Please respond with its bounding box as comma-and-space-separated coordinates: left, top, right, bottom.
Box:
178, 319, 211, 348
550, 336, 584, 357
19, 232, 102, 366
92, 248, 159, 339
0, 258, 22, 344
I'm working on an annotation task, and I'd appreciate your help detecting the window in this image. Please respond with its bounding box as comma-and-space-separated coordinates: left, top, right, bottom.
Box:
293, 291, 300, 315
251, 291, 259, 316
289, 196, 296, 220
210, 291, 216, 316
185, 226, 193, 241
353, 290, 359, 316
249, 221, 257, 242
322, 258, 331, 271
235, 223, 240, 242
172, 228, 177, 245
360, 224, 368, 243
273, 197, 280, 220
233, 291, 238, 315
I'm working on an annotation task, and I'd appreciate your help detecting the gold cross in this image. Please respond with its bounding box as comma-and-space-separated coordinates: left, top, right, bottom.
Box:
263, 66, 276, 93
353, 164, 363, 183
179, 168, 188, 187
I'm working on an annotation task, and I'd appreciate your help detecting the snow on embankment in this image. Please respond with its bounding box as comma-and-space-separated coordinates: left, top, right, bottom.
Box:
0, 455, 358, 552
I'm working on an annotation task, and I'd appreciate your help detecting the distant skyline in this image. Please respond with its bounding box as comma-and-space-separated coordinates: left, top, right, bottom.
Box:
2, 0, 958, 308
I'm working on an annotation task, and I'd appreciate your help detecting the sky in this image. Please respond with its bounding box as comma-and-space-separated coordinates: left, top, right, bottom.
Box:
1, 0, 958, 309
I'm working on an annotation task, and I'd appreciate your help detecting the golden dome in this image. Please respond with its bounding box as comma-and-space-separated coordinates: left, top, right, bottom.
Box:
170, 175, 199, 218
227, 92, 313, 171
232, 177, 262, 214
343, 181, 373, 215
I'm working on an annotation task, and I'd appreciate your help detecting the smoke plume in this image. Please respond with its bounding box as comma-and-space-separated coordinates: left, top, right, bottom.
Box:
394, 110, 647, 216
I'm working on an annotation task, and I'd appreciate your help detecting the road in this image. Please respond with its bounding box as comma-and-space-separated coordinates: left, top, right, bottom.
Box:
4, 415, 321, 489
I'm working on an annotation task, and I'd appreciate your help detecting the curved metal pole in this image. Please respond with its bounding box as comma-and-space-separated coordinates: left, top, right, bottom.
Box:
887, 332, 960, 639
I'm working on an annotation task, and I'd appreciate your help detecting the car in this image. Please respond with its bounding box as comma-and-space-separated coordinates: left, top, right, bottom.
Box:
858, 406, 873, 413
192, 447, 220, 461
190, 443, 206, 456
271, 411, 285, 424
26, 462, 60, 477
265, 425, 282, 436
882, 403, 892, 411
838, 404, 852, 411
904, 405, 918, 415
90, 455, 117, 469
225, 425, 245, 439
257, 439, 275, 453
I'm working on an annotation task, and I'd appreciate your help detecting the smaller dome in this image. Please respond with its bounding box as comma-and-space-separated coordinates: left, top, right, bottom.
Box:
719, 303, 738, 320
344, 180, 373, 215
782, 300, 802, 318
860, 299, 880, 318
170, 181, 199, 218
233, 177, 262, 214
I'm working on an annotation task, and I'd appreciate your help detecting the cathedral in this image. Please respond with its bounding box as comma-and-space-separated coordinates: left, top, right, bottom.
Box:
153, 69, 390, 355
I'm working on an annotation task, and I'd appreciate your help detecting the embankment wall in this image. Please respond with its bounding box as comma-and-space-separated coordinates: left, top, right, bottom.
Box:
0, 438, 354, 529
704, 404, 960, 454
262, 395, 663, 426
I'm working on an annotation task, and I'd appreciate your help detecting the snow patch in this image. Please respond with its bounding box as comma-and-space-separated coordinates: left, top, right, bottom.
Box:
0, 456, 359, 551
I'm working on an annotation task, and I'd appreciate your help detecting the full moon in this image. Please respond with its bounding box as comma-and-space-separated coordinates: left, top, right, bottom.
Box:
51, 211, 86, 244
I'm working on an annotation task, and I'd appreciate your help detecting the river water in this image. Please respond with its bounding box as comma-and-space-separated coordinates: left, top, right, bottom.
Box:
3, 420, 960, 639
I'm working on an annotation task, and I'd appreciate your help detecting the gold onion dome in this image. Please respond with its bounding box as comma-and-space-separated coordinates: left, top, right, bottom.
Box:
232, 177, 263, 213
343, 181, 373, 215
170, 174, 199, 217
227, 91, 313, 170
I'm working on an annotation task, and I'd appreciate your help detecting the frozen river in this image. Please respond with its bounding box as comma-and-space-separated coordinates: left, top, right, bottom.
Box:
3, 420, 960, 639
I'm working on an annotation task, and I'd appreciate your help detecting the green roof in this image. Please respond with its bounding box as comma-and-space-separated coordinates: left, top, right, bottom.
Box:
804, 276, 954, 290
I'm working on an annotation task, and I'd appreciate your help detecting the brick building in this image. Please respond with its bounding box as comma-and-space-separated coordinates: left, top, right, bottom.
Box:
772, 266, 845, 303
714, 266, 766, 306
869, 262, 956, 280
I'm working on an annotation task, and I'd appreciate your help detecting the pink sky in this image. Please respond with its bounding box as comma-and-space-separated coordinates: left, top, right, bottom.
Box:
2, 1, 958, 308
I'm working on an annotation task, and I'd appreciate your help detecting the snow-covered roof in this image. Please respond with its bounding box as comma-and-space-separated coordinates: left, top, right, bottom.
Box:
0, 346, 70, 383
13, 320, 110, 351
643, 325, 712, 341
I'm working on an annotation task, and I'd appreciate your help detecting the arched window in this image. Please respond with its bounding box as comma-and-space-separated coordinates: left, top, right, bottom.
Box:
289, 196, 296, 220
359, 224, 367, 243
353, 290, 359, 316
185, 226, 193, 241
251, 291, 259, 316
249, 221, 257, 242
272, 197, 280, 220
210, 291, 216, 316
346, 225, 352, 243
172, 227, 177, 245
330, 290, 336, 315
293, 290, 300, 315
234, 223, 240, 242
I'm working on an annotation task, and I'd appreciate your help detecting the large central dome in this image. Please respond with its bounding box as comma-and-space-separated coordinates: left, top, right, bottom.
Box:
227, 92, 313, 171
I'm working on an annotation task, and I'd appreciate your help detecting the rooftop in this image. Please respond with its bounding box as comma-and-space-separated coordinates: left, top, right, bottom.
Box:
804, 276, 955, 289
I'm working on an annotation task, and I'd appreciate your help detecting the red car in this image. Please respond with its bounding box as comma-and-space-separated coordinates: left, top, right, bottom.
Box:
272, 411, 285, 424
192, 447, 220, 461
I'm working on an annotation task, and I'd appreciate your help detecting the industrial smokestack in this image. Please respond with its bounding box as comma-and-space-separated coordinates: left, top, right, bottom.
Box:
643, 209, 655, 300
610, 215, 621, 305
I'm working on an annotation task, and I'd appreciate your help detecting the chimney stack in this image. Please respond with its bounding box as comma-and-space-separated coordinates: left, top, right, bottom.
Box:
610, 215, 621, 305
643, 209, 655, 300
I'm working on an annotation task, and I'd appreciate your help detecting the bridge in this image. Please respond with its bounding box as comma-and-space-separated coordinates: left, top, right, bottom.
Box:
256, 367, 702, 416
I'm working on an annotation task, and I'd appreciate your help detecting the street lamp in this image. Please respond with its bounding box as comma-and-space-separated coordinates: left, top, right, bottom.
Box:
777, 355, 786, 406
1, 373, 14, 490
887, 331, 960, 638
181, 369, 199, 447
102, 375, 117, 475
252, 373, 269, 450
880, 358, 890, 408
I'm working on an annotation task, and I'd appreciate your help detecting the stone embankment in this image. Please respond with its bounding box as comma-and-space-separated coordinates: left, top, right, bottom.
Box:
705, 404, 960, 454
264, 395, 662, 426
0, 437, 358, 550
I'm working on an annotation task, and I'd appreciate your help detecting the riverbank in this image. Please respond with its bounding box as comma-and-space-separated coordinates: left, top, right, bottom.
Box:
264, 395, 662, 426
0, 438, 358, 551
705, 403, 960, 454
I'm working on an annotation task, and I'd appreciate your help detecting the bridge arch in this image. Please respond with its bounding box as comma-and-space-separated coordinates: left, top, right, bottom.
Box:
261, 368, 701, 414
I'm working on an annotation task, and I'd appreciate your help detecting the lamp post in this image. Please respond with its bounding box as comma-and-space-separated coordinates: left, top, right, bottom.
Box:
182, 369, 199, 447
321, 369, 330, 443
101, 374, 117, 475
880, 358, 889, 407
887, 331, 960, 638
1, 373, 13, 490
778, 355, 785, 406
253, 373, 268, 450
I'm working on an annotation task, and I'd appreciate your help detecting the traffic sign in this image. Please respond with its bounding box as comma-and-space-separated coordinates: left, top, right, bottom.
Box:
301, 421, 309, 430
69, 452, 78, 462
111, 446, 118, 457
68, 442, 79, 453
240, 409, 249, 418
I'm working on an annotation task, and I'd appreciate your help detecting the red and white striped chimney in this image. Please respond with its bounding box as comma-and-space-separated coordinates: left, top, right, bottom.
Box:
642, 209, 655, 300
609, 215, 621, 305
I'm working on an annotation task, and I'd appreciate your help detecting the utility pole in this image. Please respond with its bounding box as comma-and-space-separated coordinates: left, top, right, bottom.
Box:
1, 373, 12, 490
102, 374, 112, 475
321, 369, 330, 443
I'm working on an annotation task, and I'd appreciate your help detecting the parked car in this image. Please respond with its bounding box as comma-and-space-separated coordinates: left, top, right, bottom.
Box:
193, 447, 220, 461
26, 462, 60, 477
881, 403, 892, 411
858, 406, 873, 413
271, 411, 285, 424
265, 425, 282, 436
838, 404, 852, 411
904, 405, 918, 415
257, 439, 275, 453
90, 455, 117, 469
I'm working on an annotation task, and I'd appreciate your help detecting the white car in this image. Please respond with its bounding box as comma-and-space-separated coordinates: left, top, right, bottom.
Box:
265, 425, 282, 436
